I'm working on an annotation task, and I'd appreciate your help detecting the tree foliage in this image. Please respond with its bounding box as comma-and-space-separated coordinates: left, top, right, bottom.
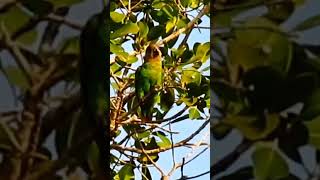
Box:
0, 0, 107, 179
110, 0, 210, 179
212, 0, 320, 179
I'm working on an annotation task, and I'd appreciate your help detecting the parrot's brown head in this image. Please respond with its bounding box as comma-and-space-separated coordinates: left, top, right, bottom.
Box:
144, 44, 161, 62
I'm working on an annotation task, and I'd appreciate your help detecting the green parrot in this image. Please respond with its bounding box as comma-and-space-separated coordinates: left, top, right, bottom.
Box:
135, 44, 163, 122
79, 3, 109, 177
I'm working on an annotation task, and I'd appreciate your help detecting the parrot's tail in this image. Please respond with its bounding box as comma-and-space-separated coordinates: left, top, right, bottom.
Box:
141, 107, 153, 123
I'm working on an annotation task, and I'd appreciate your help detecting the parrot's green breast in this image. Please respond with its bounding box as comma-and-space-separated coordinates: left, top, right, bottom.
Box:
135, 58, 162, 121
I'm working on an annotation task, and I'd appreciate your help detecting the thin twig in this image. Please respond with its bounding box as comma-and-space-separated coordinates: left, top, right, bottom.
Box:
157, 4, 210, 46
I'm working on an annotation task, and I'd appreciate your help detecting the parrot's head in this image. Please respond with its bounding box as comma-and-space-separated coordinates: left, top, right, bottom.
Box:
144, 44, 162, 62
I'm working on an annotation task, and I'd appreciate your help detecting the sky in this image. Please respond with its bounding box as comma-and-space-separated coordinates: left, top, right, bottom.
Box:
212, 0, 320, 179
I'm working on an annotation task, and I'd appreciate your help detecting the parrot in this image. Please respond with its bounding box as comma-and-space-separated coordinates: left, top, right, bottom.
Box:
135, 44, 163, 122
79, 2, 109, 177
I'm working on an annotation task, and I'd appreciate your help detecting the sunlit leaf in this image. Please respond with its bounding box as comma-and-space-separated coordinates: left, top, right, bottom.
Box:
224, 114, 280, 140
189, 107, 200, 119
110, 22, 139, 39
252, 142, 289, 180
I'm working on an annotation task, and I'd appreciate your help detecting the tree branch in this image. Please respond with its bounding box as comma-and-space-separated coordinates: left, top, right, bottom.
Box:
210, 139, 253, 178
0, 23, 33, 85
157, 4, 210, 46
112, 120, 209, 154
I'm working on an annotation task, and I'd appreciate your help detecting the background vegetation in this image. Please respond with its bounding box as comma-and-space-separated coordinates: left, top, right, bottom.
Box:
0, 0, 107, 179
212, 0, 320, 179
110, 0, 210, 179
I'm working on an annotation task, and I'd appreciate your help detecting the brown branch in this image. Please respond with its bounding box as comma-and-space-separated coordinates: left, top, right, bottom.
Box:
210, 139, 253, 177
112, 120, 209, 154
136, 134, 166, 177
43, 14, 83, 30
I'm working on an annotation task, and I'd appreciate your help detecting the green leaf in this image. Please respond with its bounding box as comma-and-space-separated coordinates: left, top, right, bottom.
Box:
190, 0, 200, 8
177, 16, 190, 29
110, 12, 125, 23
16, 30, 37, 45
224, 114, 280, 140
181, 68, 202, 87
110, 63, 122, 74
305, 116, 320, 150
148, 25, 165, 41
301, 88, 320, 120
293, 15, 320, 31
196, 42, 210, 63
155, 131, 171, 148
87, 142, 100, 173
211, 123, 232, 140
166, 17, 177, 33
0, 7, 31, 33
180, 96, 198, 106
160, 88, 175, 112
189, 107, 201, 119
110, 43, 125, 54
180, 0, 191, 7
152, 1, 166, 9
229, 18, 292, 73
110, 22, 139, 39
116, 52, 138, 64
213, 9, 243, 27
134, 131, 151, 140
118, 164, 135, 180
60, 36, 80, 54
138, 153, 159, 164
252, 143, 289, 180
162, 5, 176, 18
138, 21, 149, 38
4, 66, 30, 89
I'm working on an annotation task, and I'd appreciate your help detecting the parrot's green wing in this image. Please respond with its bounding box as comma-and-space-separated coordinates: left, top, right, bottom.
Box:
135, 65, 150, 99
135, 62, 162, 122
79, 5, 109, 177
